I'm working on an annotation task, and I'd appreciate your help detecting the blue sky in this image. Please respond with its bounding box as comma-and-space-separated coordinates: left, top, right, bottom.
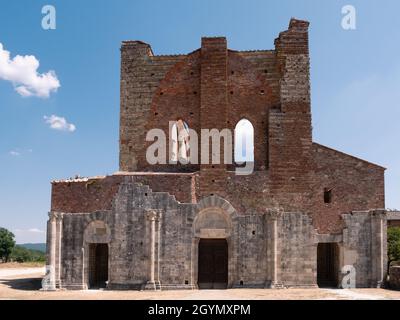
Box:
0, 0, 399, 243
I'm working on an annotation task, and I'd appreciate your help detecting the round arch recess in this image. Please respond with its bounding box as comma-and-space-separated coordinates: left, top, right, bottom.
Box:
191, 195, 238, 288
83, 220, 111, 244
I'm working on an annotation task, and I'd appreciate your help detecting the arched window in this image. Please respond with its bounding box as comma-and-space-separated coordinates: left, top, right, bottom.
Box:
171, 119, 190, 163
234, 119, 254, 163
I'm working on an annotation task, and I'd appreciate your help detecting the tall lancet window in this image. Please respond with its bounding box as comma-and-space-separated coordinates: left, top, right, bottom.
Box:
171, 119, 190, 163
234, 119, 254, 163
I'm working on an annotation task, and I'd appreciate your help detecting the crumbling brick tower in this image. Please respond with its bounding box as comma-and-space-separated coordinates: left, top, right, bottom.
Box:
45, 18, 387, 290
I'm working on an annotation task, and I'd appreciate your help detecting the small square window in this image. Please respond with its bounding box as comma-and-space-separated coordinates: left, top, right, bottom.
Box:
324, 188, 332, 204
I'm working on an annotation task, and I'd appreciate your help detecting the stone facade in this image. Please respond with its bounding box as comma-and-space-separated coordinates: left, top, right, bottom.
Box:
45, 18, 388, 290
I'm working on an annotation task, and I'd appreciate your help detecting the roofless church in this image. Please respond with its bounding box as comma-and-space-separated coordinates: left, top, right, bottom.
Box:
44, 19, 387, 290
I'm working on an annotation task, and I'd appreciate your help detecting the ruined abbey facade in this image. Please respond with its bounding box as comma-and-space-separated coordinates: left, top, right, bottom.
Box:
45, 19, 387, 290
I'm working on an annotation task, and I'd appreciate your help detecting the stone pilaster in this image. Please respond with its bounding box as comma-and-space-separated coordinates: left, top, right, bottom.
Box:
56, 213, 63, 288
42, 212, 57, 290
371, 209, 387, 288
144, 210, 161, 290
266, 208, 284, 288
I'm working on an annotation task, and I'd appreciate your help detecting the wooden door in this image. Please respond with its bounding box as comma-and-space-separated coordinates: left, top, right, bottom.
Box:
198, 239, 228, 289
89, 243, 109, 289
317, 243, 338, 288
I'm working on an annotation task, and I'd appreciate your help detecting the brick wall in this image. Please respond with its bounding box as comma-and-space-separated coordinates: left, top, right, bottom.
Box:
51, 173, 196, 212
387, 211, 400, 227
119, 41, 186, 171
52, 18, 385, 235
312, 143, 385, 234
119, 38, 282, 174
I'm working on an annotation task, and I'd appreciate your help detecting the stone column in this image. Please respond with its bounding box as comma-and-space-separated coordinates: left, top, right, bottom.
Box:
371, 210, 387, 287
144, 210, 161, 290
267, 209, 283, 288
271, 216, 278, 284
50, 213, 57, 289
42, 212, 57, 290
156, 211, 162, 287
82, 247, 86, 290
56, 213, 63, 288
149, 213, 156, 283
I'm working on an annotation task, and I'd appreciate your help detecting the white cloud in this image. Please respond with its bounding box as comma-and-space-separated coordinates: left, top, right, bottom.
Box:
14, 228, 44, 234
9, 150, 21, 156
8, 148, 33, 156
13, 228, 46, 243
0, 42, 60, 98
44, 114, 76, 132
27, 228, 45, 234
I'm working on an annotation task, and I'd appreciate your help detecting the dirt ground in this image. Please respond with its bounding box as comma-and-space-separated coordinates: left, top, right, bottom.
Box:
1, 268, 400, 300
0, 262, 45, 269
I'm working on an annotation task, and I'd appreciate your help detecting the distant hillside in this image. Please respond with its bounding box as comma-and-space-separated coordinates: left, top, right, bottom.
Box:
18, 243, 46, 253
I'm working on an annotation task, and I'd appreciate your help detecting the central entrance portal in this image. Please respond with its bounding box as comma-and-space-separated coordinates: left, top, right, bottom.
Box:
317, 243, 339, 288
88, 243, 109, 289
198, 239, 228, 289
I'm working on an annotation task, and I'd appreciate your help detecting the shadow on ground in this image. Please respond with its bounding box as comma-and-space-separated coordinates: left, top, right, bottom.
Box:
0, 277, 43, 291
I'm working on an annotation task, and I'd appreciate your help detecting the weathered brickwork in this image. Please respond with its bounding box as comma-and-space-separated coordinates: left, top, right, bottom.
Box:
387, 211, 400, 227
120, 42, 186, 172
46, 18, 388, 290
312, 144, 385, 234
51, 173, 197, 212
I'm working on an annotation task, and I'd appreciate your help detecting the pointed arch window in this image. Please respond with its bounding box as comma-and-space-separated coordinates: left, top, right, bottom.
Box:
171, 119, 190, 163
234, 119, 254, 163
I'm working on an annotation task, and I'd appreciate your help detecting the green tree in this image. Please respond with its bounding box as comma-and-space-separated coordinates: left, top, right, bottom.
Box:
388, 227, 400, 272
10, 246, 30, 263
0, 227, 16, 263
10, 246, 46, 263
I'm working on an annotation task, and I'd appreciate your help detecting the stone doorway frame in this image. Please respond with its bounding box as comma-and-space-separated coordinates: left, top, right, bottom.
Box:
315, 234, 343, 289
191, 195, 237, 288
88, 243, 109, 289
198, 238, 229, 289
317, 242, 340, 288
83, 219, 111, 290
